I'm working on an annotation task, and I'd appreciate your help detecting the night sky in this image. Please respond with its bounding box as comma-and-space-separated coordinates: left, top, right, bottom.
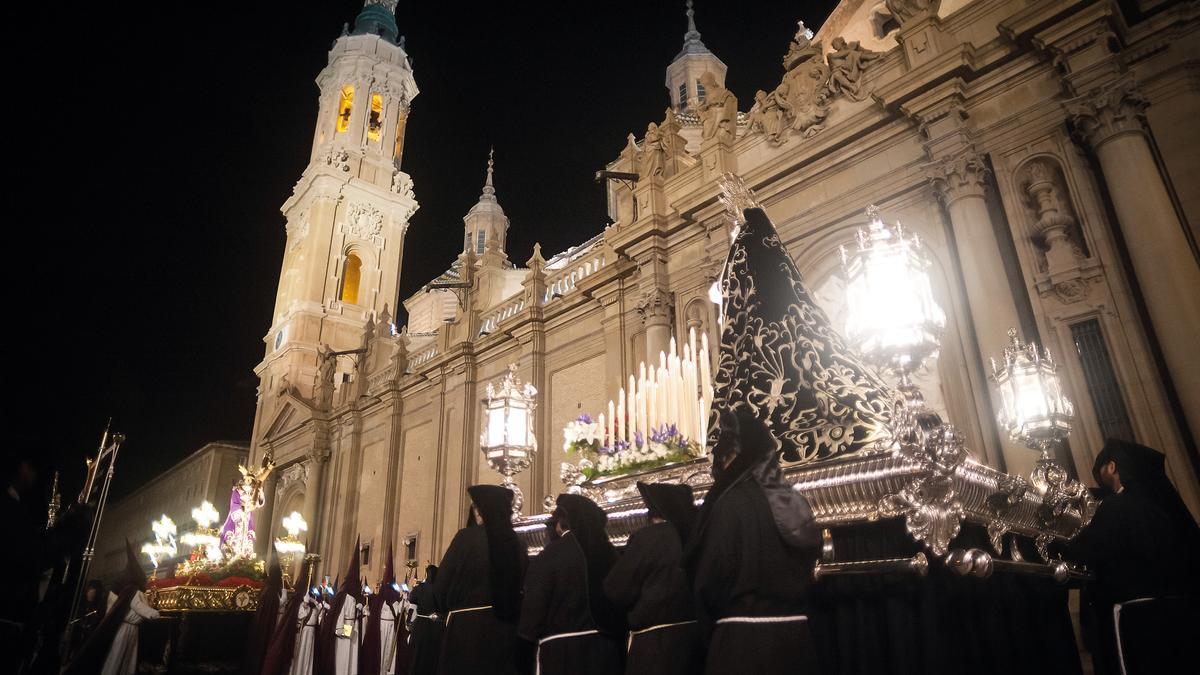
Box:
9, 0, 838, 502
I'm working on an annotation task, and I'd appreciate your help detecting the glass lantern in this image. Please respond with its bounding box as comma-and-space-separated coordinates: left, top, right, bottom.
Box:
274, 511, 307, 580
480, 363, 538, 517
180, 500, 222, 566
990, 328, 1074, 492
842, 205, 946, 374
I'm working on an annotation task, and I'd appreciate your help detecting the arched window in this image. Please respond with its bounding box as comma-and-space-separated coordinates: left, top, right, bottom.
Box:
393, 109, 408, 163
696, 79, 707, 104
367, 93, 383, 142
341, 253, 362, 304
336, 85, 354, 133
678, 81, 688, 108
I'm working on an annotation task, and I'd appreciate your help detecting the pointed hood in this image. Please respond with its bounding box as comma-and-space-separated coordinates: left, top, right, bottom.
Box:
709, 204, 897, 463
341, 537, 364, 604
261, 555, 316, 675
554, 494, 623, 634
65, 540, 147, 675
122, 538, 147, 592
468, 484, 525, 621
314, 539, 363, 675
636, 482, 697, 543
244, 552, 284, 675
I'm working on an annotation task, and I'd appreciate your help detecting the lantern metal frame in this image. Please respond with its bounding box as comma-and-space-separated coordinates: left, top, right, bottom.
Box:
480, 363, 538, 517
990, 328, 1075, 492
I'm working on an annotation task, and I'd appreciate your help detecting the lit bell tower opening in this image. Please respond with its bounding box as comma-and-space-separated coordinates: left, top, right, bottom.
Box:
254, 0, 420, 448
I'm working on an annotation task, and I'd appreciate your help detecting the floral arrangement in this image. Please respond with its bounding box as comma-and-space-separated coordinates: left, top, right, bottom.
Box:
563, 413, 701, 481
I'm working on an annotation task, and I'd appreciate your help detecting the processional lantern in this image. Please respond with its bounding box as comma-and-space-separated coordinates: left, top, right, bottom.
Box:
990, 329, 1075, 492
274, 511, 308, 560
480, 363, 538, 517
841, 205, 946, 405
181, 500, 222, 564
142, 514, 177, 571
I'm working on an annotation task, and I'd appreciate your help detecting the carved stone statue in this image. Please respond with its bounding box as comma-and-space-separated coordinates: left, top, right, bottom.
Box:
639, 122, 666, 178
827, 37, 883, 102
884, 0, 941, 25
748, 88, 791, 145
698, 71, 738, 143
316, 344, 336, 408
659, 108, 691, 176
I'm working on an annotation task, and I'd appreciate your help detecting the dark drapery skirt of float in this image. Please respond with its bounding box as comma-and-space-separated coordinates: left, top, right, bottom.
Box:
535, 633, 623, 675
806, 521, 1082, 675
703, 619, 818, 675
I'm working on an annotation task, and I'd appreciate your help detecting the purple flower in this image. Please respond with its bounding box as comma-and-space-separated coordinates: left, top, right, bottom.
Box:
634, 431, 645, 448
576, 413, 593, 424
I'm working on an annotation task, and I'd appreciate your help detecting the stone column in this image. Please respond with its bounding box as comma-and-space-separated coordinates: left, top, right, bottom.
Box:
639, 289, 674, 364
301, 446, 329, 555
1067, 78, 1200, 442
926, 148, 1032, 476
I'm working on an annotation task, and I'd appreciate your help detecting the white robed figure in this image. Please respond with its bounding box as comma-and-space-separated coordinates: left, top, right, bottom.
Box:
290, 591, 320, 675
330, 595, 363, 674
100, 589, 161, 675
313, 539, 366, 675
380, 597, 402, 674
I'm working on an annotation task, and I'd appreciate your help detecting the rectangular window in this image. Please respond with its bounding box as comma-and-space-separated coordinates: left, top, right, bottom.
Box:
1071, 319, 1134, 442
403, 535, 417, 563
476, 230, 486, 254
367, 93, 383, 142
696, 79, 707, 104
678, 82, 687, 108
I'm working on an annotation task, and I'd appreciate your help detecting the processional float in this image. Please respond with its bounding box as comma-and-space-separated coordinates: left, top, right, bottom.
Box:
503, 175, 1095, 673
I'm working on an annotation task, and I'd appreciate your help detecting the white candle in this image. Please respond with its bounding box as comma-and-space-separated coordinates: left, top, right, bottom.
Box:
616, 390, 626, 446
599, 412, 607, 449
689, 327, 698, 365
647, 381, 657, 434
670, 336, 677, 359
627, 378, 636, 444
657, 367, 668, 434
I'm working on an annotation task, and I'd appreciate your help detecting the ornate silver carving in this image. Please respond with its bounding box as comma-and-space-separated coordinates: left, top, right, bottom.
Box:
986, 473, 1029, 553
877, 423, 966, 557
716, 173, 761, 226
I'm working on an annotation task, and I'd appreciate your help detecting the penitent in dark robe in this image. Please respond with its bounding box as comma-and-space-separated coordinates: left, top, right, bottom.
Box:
686, 408, 822, 675
433, 484, 528, 675
1067, 439, 1200, 675
518, 493, 625, 675
603, 482, 704, 675
406, 565, 440, 675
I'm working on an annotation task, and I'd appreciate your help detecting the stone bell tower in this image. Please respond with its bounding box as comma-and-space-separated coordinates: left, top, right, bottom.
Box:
252, 0, 419, 450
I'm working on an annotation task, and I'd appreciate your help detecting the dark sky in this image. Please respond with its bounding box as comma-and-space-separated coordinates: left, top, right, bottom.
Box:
9, 0, 837, 502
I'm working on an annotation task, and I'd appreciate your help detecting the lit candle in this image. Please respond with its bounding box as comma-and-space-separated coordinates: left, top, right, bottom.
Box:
616, 390, 626, 446
606, 402, 615, 449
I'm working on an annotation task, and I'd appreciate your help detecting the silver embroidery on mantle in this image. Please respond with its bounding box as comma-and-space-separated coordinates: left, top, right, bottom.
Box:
708, 190, 898, 463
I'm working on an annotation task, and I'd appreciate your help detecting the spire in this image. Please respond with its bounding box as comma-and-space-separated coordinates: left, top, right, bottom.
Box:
483, 146, 495, 197
675, 0, 712, 60
352, 0, 400, 44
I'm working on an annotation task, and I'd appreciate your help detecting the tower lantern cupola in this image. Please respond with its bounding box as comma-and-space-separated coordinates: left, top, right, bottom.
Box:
463, 148, 510, 265
666, 1, 727, 112
353, 0, 400, 44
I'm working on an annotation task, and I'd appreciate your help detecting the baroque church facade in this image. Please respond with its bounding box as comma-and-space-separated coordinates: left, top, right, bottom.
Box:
247, 0, 1200, 579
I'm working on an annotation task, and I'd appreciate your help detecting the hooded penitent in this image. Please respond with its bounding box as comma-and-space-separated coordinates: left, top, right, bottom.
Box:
709, 205, 897, 463
244, 552, 283, 675
63, 540, 148, 675
554, 493, 623, 634
467, 484, 525, 621
313, 538, 362, 675
688, 408, 821, 562
261, 553, 315, 675
360, 543, 401, 675
635, 482, 697, 543
1092, 439, 1200, 554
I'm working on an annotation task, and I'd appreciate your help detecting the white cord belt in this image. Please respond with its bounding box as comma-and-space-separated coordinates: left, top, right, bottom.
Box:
445, 605, 492, 629
536, 629, 601, 675
715, 614, 807, 625
626, 620, 696, 652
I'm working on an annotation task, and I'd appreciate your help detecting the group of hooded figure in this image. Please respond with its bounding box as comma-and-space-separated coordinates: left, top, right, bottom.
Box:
400, 406, 822, 675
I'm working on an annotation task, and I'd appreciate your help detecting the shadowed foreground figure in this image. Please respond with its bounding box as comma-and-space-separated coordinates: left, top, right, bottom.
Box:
261, 555, 315, 675
518, 493, 625, 675
604, 481, 703, 675
1068, 439, 1200, 675
434, 484, 527, 674
361, 544, 404, 675
64, 541, 161, 675
686, 409, 822, 675
245, 553, 284, 675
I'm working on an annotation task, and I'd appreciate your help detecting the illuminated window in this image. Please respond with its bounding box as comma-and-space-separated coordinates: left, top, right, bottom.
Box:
696, 79, 707, 104
393, 109, 408, 162
336, 85, 354, 133
678, 82, 687, 108
476, 230, 486, 255
340, 253, 362, 304
367, 93, 383, 142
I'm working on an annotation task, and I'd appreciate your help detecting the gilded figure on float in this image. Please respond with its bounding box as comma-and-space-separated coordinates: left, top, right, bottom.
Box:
219, 451, 275, 558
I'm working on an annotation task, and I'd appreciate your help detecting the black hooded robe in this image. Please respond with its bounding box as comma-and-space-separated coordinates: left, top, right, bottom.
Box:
518, 531, 623, 675
603, 521, 703, 675
1068, 440, 1200, 675
690, 477, 819, 675
433, 525, 525, 675
406, 575, 442, 675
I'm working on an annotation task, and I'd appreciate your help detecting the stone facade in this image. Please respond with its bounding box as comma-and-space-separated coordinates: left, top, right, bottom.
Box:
93, 442, 248, 584
248, 0, 1200, 580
